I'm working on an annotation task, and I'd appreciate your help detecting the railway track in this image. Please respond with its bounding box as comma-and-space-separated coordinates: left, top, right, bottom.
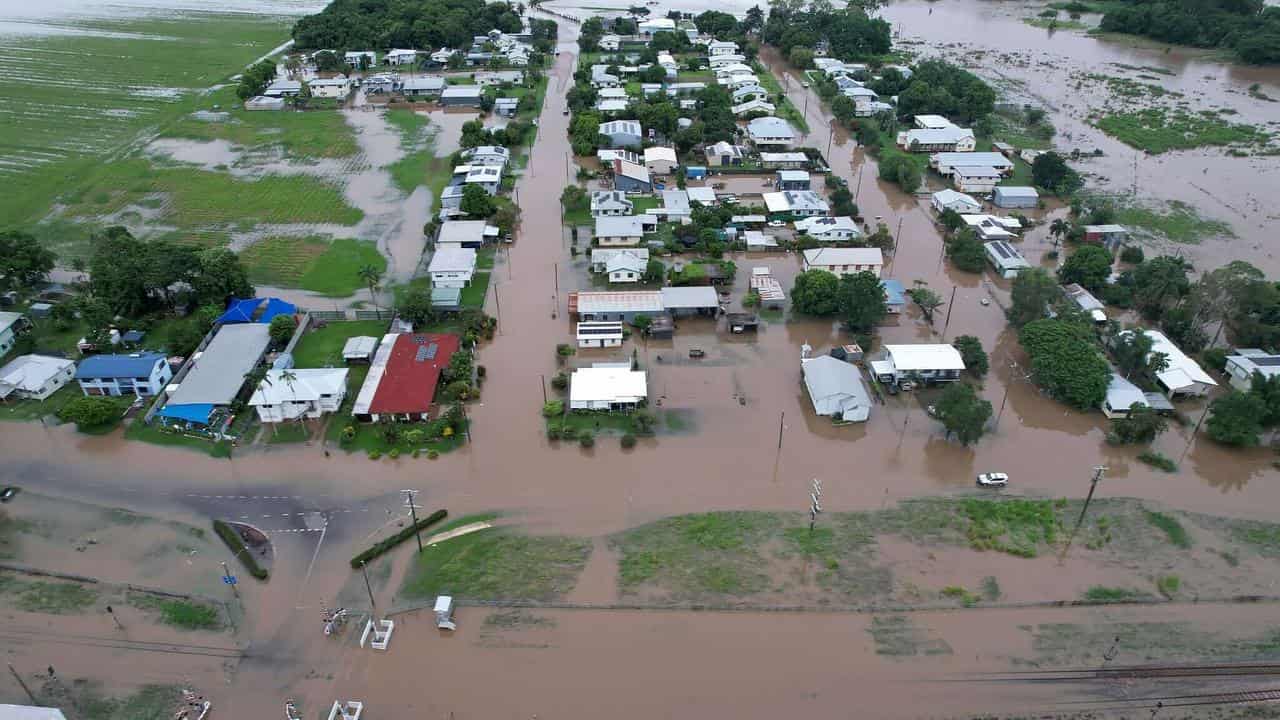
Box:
976, 662, 1280, 683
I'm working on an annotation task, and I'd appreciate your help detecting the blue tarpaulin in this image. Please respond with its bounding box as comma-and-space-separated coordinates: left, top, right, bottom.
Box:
217, 298, 262, 325
157, 403, 214, 424
257, 298, 296, 324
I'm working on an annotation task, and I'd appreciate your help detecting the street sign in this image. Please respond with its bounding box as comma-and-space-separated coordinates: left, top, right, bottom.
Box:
223, 575, 237, 585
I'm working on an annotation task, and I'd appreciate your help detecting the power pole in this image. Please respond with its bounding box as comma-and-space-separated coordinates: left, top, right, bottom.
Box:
360, 560, 378, 619
994, 361, 1017, 431
940, 286, 958, 339
776, 411, 785, 450
1059, 466, 1107, 564
1179, 403, 1211, 466
402, 489, 424, 552
8, 664, 38, 705
540, 374, 548, 403
106, 604, 124, 630
808, 478, 823, 533
493, 282, 502, 334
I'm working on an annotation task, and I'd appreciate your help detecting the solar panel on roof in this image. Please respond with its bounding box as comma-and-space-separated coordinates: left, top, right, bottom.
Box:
991, 242, 1012, 259
425, 343, 438, 360
415, 346, 429, 362
1253, 357, 1280, 367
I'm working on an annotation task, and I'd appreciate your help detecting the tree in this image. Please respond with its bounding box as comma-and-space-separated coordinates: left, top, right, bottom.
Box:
952, 335, 989, 378
789, 46, 815, 69
236, 59, 277, 101
631, 314, 653, 334
1108, 406, 1168, 445
939, 208, 964, 233
907, 285, 943, 323
1019, 318, 1111, 409
460, 184, 496, 217
397, 285, 435, 327
1031, 152, 1082, 195
934, 382, 993, 445
1111, 328, 1169, 381
578, 16, 605, 51
313, 50, 343, 73
192, 248, 254, 305
832, 94, 857, 124
0, 231, 55, 291
1252, 372, 1280, 428
639, 64, 668, 83
695, 9, 739, 36
643, 259, 665, 283
1049, 218, 1070, 248
838, 271, 887, 334
357, 264, 384, 316
268, 314, 297, 346
947, 229, 987, 273
1058, 245, 1113, 291
1132, 255, 1192, 320
791, 270, 841, 316
57, 396, 121, 432
1206, 391, 1267, 447
89, 226, 159, 317
1006, 267, 1057, 328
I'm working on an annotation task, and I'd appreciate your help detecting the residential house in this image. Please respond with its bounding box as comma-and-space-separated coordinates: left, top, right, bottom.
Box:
385, 49, 418, 65
248, 368, 349, 423
661, 189, 691, 218
453, 164, 502, 195
606, 252, 646, 283
932, 152, 1013, 176
984, 240, 1032, 279
747, 116, 795, 148
590, 190, 634, 217
802, 247, 883, 278
1084, 224, 1129, 250
438, 184, 466, 215
802, 354, 871, 423
428, 246, 477, 288
897, 126, 976, 152
440, 86, 483, 107
1120, 329, 1218, 398
665, 82, 706, 96
719, 72, 759, 90
0, 355, 75, 401
952, 165, 1003, 194
344, 51, 377, 67
732, 84, 768, 103
732, 99, 775, 116
686, 186, 716, 205
709, 54, 747, 68
660, 286, 720, 317
595, 215, 653, 246
795, 216, 862, 244
931, 189, 981, 215
612, 158, 652, 192
871, 344, 966, 388
913, 114, 953, 129
576, 321, 625, 348
1225, 349, 1280, 392
437, 220, 498, 248
475, 70, 523, 86
0, 311, 27, 358
882, 278, 907, 314
1063, 283, 1108, 323
400, 76, 445, 97
760, 152, 809, 170
776, 170, 810, 191
599, 34, 621, 51
637, 17, 676, 36
309, 76, 351, 99
244, 96, 285, 111
744, 231, 779, 251
641, 83, 664, 97
429, 48, 457, 65
657, 52, 678, 78
992, 186, 1039, 209
962, 214, 1022, 241
590, 248, 650, 273
75, 353, 171, 397
591, 64, 620, 88
708, 40, 738, 55
460, 145, 510, 167
597, 148, 642, 165
342, 336, 379, 363
157, 324, 272, 426
713, 62, 754, 77
763, 190, 829, 218
704, 141, 745, 167
749, 268, 787, 307
841, 86, 880, 116
363, 74, 398, 94
644, 146, 678, 175
263, 79, 303, 97
599, 119, 643, 148
598, 87, 628, 101
569, 291, 665, 322
569, 365, 647, 410
1102, 373, 1150, 419
595, 98, 627, 115
352, 333, 460, 422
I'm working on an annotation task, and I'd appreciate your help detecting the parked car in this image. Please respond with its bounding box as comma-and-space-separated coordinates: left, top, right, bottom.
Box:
767, 220, 786, 228
976, 472, 1009, 488
0, 486, 17, 503
801, 81, 811, 88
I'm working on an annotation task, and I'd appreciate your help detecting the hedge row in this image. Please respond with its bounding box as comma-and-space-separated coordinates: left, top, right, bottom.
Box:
350, 509, 448, 569
212, 519, 269, 580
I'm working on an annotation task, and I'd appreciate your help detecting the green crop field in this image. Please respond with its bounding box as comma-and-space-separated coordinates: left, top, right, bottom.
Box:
240, 235, 386, 296
162, 86, 359, 160
0, 12, 297, 228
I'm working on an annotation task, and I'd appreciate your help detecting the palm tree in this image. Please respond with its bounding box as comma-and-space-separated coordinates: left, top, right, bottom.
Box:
277, 368, 306, 436
1049, 218, 1070, 249
358, 265, 384, 318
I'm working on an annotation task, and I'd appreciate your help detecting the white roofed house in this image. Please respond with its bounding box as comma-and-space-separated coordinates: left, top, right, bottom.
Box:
428, 246, 477, 288
705, 141, 745, 167
962, 213, 1022, 241
570, 365, 648, 410
599, 34, 621, 51
802, 247, 884, 278
686, 186, 716, 206
385, 48, 418, 65
342, 336, 379, 362
591, 190, 634, 217
344, 51, 377, 67
932, 152, 1013, 176
1119, 329, 1218, 398
637, 17, 676, 36
644, 146, 678, 176
732, 84, 768, 103
249, 368, 349, 424
870, 344, 966, 388
708, 40, 739, 55
460, 145, 510, 167
1063, 283, 1108, 323
611, 158, 652, 193
400, 76, 446, 97
455, 164, 503, 195
1102, 373, 1151, 419
914, 114, 953, 129
763, 190, 829, 218
591, 64, 621, 88
1225, 349, 1280, 392
898, 126, 976, 152
596, 98, 629, 114
795, 216, 863, 244
802, 353, 872, 423
577, 321, 624, 348
308, 76, 352, 99
733, 98, 776, 117
264, 79, 303, 97
952, 165, 1003, 194
983, 240, 1031, 279
747, 116, 796, 148
0, 354, 75, 401
0, 311, 28, 358
594, 215, 654, 246
599, 119, 643, 148
605, 251, 646, 283
932, 189, 982, 215
590, 248, 650, 273
760, 152, 809, 170
841, 86, 880, 116
437, 219, 498, 248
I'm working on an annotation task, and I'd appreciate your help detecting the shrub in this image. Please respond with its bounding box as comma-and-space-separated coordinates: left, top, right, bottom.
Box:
1138, 451, 1178, 473
547, 423, 562, 441
350, 509, 447, 568
621, 433, 637, 449
556, 343, 576, 357
551, 372, 569, 391
212, 520, 269, 580
1157, 574, 1181, 598
368, 449, 382, 460
388, 448, 400, 459
560, 426, 577, 441
578, 429, 595, 447
1201, 347, 1229, 373
542, 400, 565, 417
340, 425, 356, 443
1119, 245, 1145, 264
428, 450, 439, 459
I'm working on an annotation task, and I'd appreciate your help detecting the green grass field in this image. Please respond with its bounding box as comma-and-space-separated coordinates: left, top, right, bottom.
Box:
1096, 108, 1274, 154
240, 236, 385, 296
399, 523, 592, 601
0, 13, 295, 227
291, 321, 389, 368
384, 108, 454, 196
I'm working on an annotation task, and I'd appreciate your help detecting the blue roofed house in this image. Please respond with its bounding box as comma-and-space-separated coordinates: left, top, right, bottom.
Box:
217, 297, 296, 325
882, 279, 906, 314
75, 353, 172, 397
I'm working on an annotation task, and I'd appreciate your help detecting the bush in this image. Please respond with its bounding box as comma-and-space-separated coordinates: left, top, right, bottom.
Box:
428, 450, 439, 459
621, 433, 636, 448
1138, 451, 1178, 473
340, 425, 356, 444
551, 372, 569, 391
212, 520, 269, 580
368, 449, 382, 460
350, 509, 447, 568
546, 422, 562, 441
556, 343, 576, 357
542, 400, 565, 417
1201, 347, 1229, 373
388, 448, 400, 459
1119, 245, 1145, 264
1157, 574, 1180, 598
578, 429, 595, 447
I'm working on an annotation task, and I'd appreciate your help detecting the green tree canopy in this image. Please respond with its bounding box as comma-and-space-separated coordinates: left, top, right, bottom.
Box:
0, 231, 55, 291
1007, 267, 1057, 328
460, 184, 496, 217
1206, 391, 1267, 446
934, 382, 993, 445
838, 271, 887, 334
792, 270, 841, 316
952, 335, 989, 378
947, 229, 986, 273
1019, 318, 1111, 409
57, 396, 121, 431
1058, 245, 1113, 291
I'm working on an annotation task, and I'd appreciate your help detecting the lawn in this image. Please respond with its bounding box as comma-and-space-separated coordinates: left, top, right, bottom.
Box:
124, 420, 231, 458
291, 320, 389, 368
461, 272, 492, 308
383, 107, 455, 195
0, 12, 294, 227
0, 573, 100, 614
0, 384, 80, 424
240, 236, 385, 296
264, 422, 313, 444
162, 86, 358, 159
328, 414, 468, 457
399, 523, 592, 601
1095, 108, 1274, 154
128, 592, 224, 630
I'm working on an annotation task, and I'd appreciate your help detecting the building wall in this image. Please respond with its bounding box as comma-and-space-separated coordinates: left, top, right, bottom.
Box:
77, 363, 171, 397
592, 205, 630, 217
0, 327, 14, 357
993, 193, 1037, 209
578, 336, 623, 348
430, 270, 474, 288
311, 84, 350, 98
609, 269, 640, 283
597, 235, 642, 247
17, 365, 74, 400
955, 177, 998, 193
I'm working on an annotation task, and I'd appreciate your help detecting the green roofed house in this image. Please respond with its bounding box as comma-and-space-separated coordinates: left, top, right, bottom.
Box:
431, 287, 462, 312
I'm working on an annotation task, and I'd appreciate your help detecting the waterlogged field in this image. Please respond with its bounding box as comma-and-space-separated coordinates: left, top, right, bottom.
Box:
0, 11, 298, 227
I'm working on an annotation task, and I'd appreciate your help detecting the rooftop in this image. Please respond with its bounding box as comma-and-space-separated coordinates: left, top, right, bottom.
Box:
802, 354, 871, 423
803, 247, 884, 267
354, 333, 460, 415
884, 344, 966, 371
747, 116, 795, 139
571, 291, 664, 314
1123, 328, 1217, 391
429, 246, 477, 274
595, 215, 648, 237
660, 286, 720, 309
570, 367, 647, 404
75, 353, 165, 380
0, 354, 73, 396
249, 368, 349, 406
166, 323, 271, 407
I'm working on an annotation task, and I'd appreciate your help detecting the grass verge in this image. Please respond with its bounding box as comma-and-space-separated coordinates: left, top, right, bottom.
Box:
351, 508, 447, 568
399, 523, 591, 601
212, 519, 269, 580
128, 592, 223, 630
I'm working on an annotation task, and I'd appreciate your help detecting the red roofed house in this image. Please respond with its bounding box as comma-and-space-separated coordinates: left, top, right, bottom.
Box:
351, 332, 461, 422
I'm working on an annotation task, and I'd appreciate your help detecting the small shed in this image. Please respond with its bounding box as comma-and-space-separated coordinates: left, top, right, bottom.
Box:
685, 166, 707, 180
775, 170, 810, 191
342, 336, 379, 363
992, 186, 1039, 209
647, 314, 675, 339
726, 313, 759, 333
28, 302, 53, 319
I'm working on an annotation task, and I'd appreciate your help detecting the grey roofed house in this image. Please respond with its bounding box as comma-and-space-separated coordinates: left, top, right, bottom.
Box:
165, 323, 271, 407
802, 354, 871, 423
595, 215, 649, 239
992, 186, 1039, 208
461, 145, 510, 167
1063, 282, 1107, 322
430, 286, 462, 311
931, 151, 1014, 175
732, 84, 768, 102
440, 85, 483, 106
590, 247, 650, 272
342, 335, 379, 362
591, 190, 633, 215
662, 189, 690, 214
660, 286, 719, 315
983, 240, 1031, 278
1103, 372, 1148, 418
1225, 348, 1280, 391
747, 116, 795, 144
437, 220, 497, 247
599, 119, 643, 148
401, 76, 446, 95
263, 79, 302, 97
